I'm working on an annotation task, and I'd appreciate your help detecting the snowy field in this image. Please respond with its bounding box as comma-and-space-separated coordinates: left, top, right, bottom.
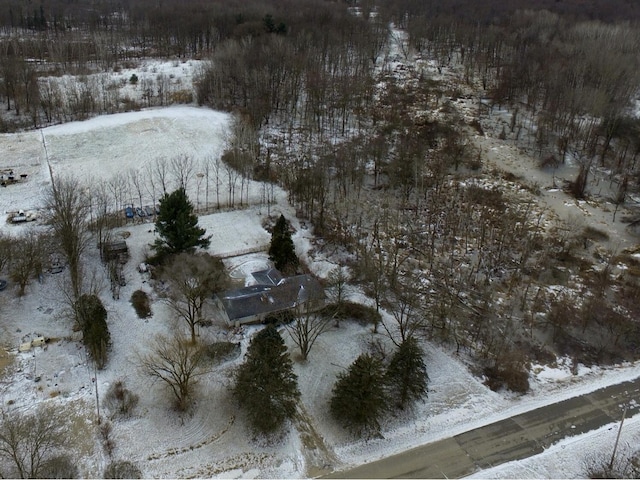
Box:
0, 107, 640, 478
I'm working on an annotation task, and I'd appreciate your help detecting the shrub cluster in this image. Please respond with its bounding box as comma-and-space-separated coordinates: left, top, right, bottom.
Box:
130, 290, 152, 318
103, 380, 139, 419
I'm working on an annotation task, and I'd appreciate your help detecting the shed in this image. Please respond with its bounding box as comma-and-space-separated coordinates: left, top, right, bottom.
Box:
102, 241, 129, 262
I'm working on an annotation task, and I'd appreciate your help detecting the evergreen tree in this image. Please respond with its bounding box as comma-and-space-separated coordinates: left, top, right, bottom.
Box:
330, 353, 389, 435
153, 187, 210, 256
385, 337, 429, 409
77, 294, 110, 369
233, 325, 300, 434
268, 215, 298, 273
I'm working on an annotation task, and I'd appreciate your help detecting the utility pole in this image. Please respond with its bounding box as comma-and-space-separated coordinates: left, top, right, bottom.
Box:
609, 404, 628, 470
93, 362, 101, 425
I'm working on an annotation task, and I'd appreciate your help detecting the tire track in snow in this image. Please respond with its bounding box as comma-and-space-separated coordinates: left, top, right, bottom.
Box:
147, 415, 235, 461
294, 403, 340, 478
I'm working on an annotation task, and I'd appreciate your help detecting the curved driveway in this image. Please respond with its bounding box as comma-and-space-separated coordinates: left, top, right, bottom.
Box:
327, 377, 640, 479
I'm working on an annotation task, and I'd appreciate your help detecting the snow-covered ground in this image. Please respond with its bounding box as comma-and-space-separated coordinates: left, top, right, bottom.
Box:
0, 107, 639, 478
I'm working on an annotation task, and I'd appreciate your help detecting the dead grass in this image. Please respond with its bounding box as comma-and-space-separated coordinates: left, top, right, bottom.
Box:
0, 349, 14, 379
583, 226, 610, 242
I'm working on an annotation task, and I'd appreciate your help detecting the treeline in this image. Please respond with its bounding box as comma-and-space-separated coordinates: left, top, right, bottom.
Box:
396, 2, 640, 194
0, 0, 381, 130
0, 0, 362, 59
195, 3, 386, 131
380, 0, 640, 25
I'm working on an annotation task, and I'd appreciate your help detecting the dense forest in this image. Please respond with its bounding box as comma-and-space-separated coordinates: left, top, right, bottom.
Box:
2, 0, 640, 391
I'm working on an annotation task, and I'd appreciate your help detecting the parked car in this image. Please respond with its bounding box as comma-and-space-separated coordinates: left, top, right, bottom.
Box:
135, 207, 146, 217
124, 206, 134, 218
0, 279, 7, 291
144, 205, 155, 216
11, 210, 37, 223
50, 263, 64, 274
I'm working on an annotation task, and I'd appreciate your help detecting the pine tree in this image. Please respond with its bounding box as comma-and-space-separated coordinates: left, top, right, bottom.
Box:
330, 353, 389, 435
233, 325, 300, 434
268, 214, 298, 273
77, 294, 110, 369
385, 337, 429, 409
153, 187, 210, 256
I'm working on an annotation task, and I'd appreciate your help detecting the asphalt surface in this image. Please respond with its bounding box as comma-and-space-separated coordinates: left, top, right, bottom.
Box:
327, 377, 640, 479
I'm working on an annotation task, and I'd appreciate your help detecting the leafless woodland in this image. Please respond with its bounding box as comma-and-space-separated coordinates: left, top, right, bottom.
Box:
1, 0, 640, 391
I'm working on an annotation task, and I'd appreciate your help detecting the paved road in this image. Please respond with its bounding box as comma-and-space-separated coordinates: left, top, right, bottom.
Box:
327, 377, 640, 479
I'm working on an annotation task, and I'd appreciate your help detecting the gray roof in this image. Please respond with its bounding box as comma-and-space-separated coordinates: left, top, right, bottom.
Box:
251, 268, 284, 286
216, 272, 324, 322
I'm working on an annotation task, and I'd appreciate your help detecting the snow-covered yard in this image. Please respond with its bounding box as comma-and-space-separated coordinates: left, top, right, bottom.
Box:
0, 107, 639, 478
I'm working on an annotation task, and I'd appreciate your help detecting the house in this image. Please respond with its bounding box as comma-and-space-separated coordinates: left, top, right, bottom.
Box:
214, 268, 325, 327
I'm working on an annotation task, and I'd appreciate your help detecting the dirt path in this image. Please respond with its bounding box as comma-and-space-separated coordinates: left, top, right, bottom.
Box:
294, 403, 340, 478
472, 133, 639, 251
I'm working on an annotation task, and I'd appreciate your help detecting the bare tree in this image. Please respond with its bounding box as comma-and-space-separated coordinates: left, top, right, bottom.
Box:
108, 173, 128, 213
143, 162, 158, 215
138, 335, 206, 411
357, 220, 389, 333
153, 157, 171, 196
326, 266, 350, 327
203, 155, 223, 209
170, 154, 194, 192
46, 176, 91, 301
225, 116, 258, 205
284, 304, 332, 361
0, 405, 70, 479
129, 168, 145, 211
222, 160, 241, 207
201, 156, 213, 211
161, 253, 228, 344
8, 231, 47, 296
90, 182, 116, 253
0, 232, 13, 275
381, 275, 425, 347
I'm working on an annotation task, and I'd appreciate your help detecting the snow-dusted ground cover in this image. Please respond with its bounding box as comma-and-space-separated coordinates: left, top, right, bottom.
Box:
1, 107, 640, 478
44, 106, 228, 182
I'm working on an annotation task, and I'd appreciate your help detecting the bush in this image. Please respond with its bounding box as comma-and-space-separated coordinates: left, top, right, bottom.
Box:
583, 450, 640, 479
483, 350, 530, 393
130, 290, 152, 318
263, 310, 295, 325
469, 119, 484, 136
103, 380, 139, 418
583, 226, 610, 242
484, 364, 529, 393
129, 74, 138, 85
327, 301, 382, 326
100, 421, 115, 456
103, 460, 142, 479
38, 455, 79, 479
200, 342, 241, 365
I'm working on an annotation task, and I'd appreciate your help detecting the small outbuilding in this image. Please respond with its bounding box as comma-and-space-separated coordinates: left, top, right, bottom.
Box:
102, 241, 129, 263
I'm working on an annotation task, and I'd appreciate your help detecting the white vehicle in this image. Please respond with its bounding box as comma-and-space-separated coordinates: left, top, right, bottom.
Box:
11, 210, 37, 223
